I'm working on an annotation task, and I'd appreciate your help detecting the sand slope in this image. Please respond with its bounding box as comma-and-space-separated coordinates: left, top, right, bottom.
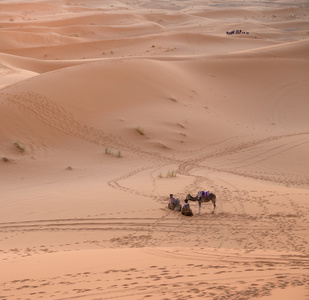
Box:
0, 0, 309, 299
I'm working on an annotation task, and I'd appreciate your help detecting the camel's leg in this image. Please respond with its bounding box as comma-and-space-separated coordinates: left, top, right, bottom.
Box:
198, 200, 201, 215
211, 200, 216, 214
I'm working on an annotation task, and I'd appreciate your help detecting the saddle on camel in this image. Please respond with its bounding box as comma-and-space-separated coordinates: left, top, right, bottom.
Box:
168, 194, 181, 211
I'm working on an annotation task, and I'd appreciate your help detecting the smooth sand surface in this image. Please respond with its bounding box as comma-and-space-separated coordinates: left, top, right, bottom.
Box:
0, 0, 308, 299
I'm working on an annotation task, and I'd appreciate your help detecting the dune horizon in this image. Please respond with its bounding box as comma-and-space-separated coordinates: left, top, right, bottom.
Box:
0, 0, 308, 299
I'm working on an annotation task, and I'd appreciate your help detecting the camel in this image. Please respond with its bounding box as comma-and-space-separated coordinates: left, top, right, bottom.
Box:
185, 191, 216, 215
181, 200, 193, 216
168, 196, 181, 211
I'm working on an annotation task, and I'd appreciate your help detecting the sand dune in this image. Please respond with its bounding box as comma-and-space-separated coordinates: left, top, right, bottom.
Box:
228, 38, 309, 59
0, 0, 308, 299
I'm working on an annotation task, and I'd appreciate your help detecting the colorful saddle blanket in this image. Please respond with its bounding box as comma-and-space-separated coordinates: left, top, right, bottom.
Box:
200, 191, 210, 197
170, 198, 180, 205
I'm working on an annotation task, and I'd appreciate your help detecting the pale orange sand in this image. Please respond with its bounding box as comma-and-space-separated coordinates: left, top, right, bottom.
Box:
0, 0, 308, 299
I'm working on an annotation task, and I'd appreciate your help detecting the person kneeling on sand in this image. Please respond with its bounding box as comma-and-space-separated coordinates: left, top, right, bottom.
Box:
181, 199, 193, 216
168, 194, 181, 211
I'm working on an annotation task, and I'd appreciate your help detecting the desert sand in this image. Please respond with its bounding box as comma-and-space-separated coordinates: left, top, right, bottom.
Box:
0, 0, 309, 299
